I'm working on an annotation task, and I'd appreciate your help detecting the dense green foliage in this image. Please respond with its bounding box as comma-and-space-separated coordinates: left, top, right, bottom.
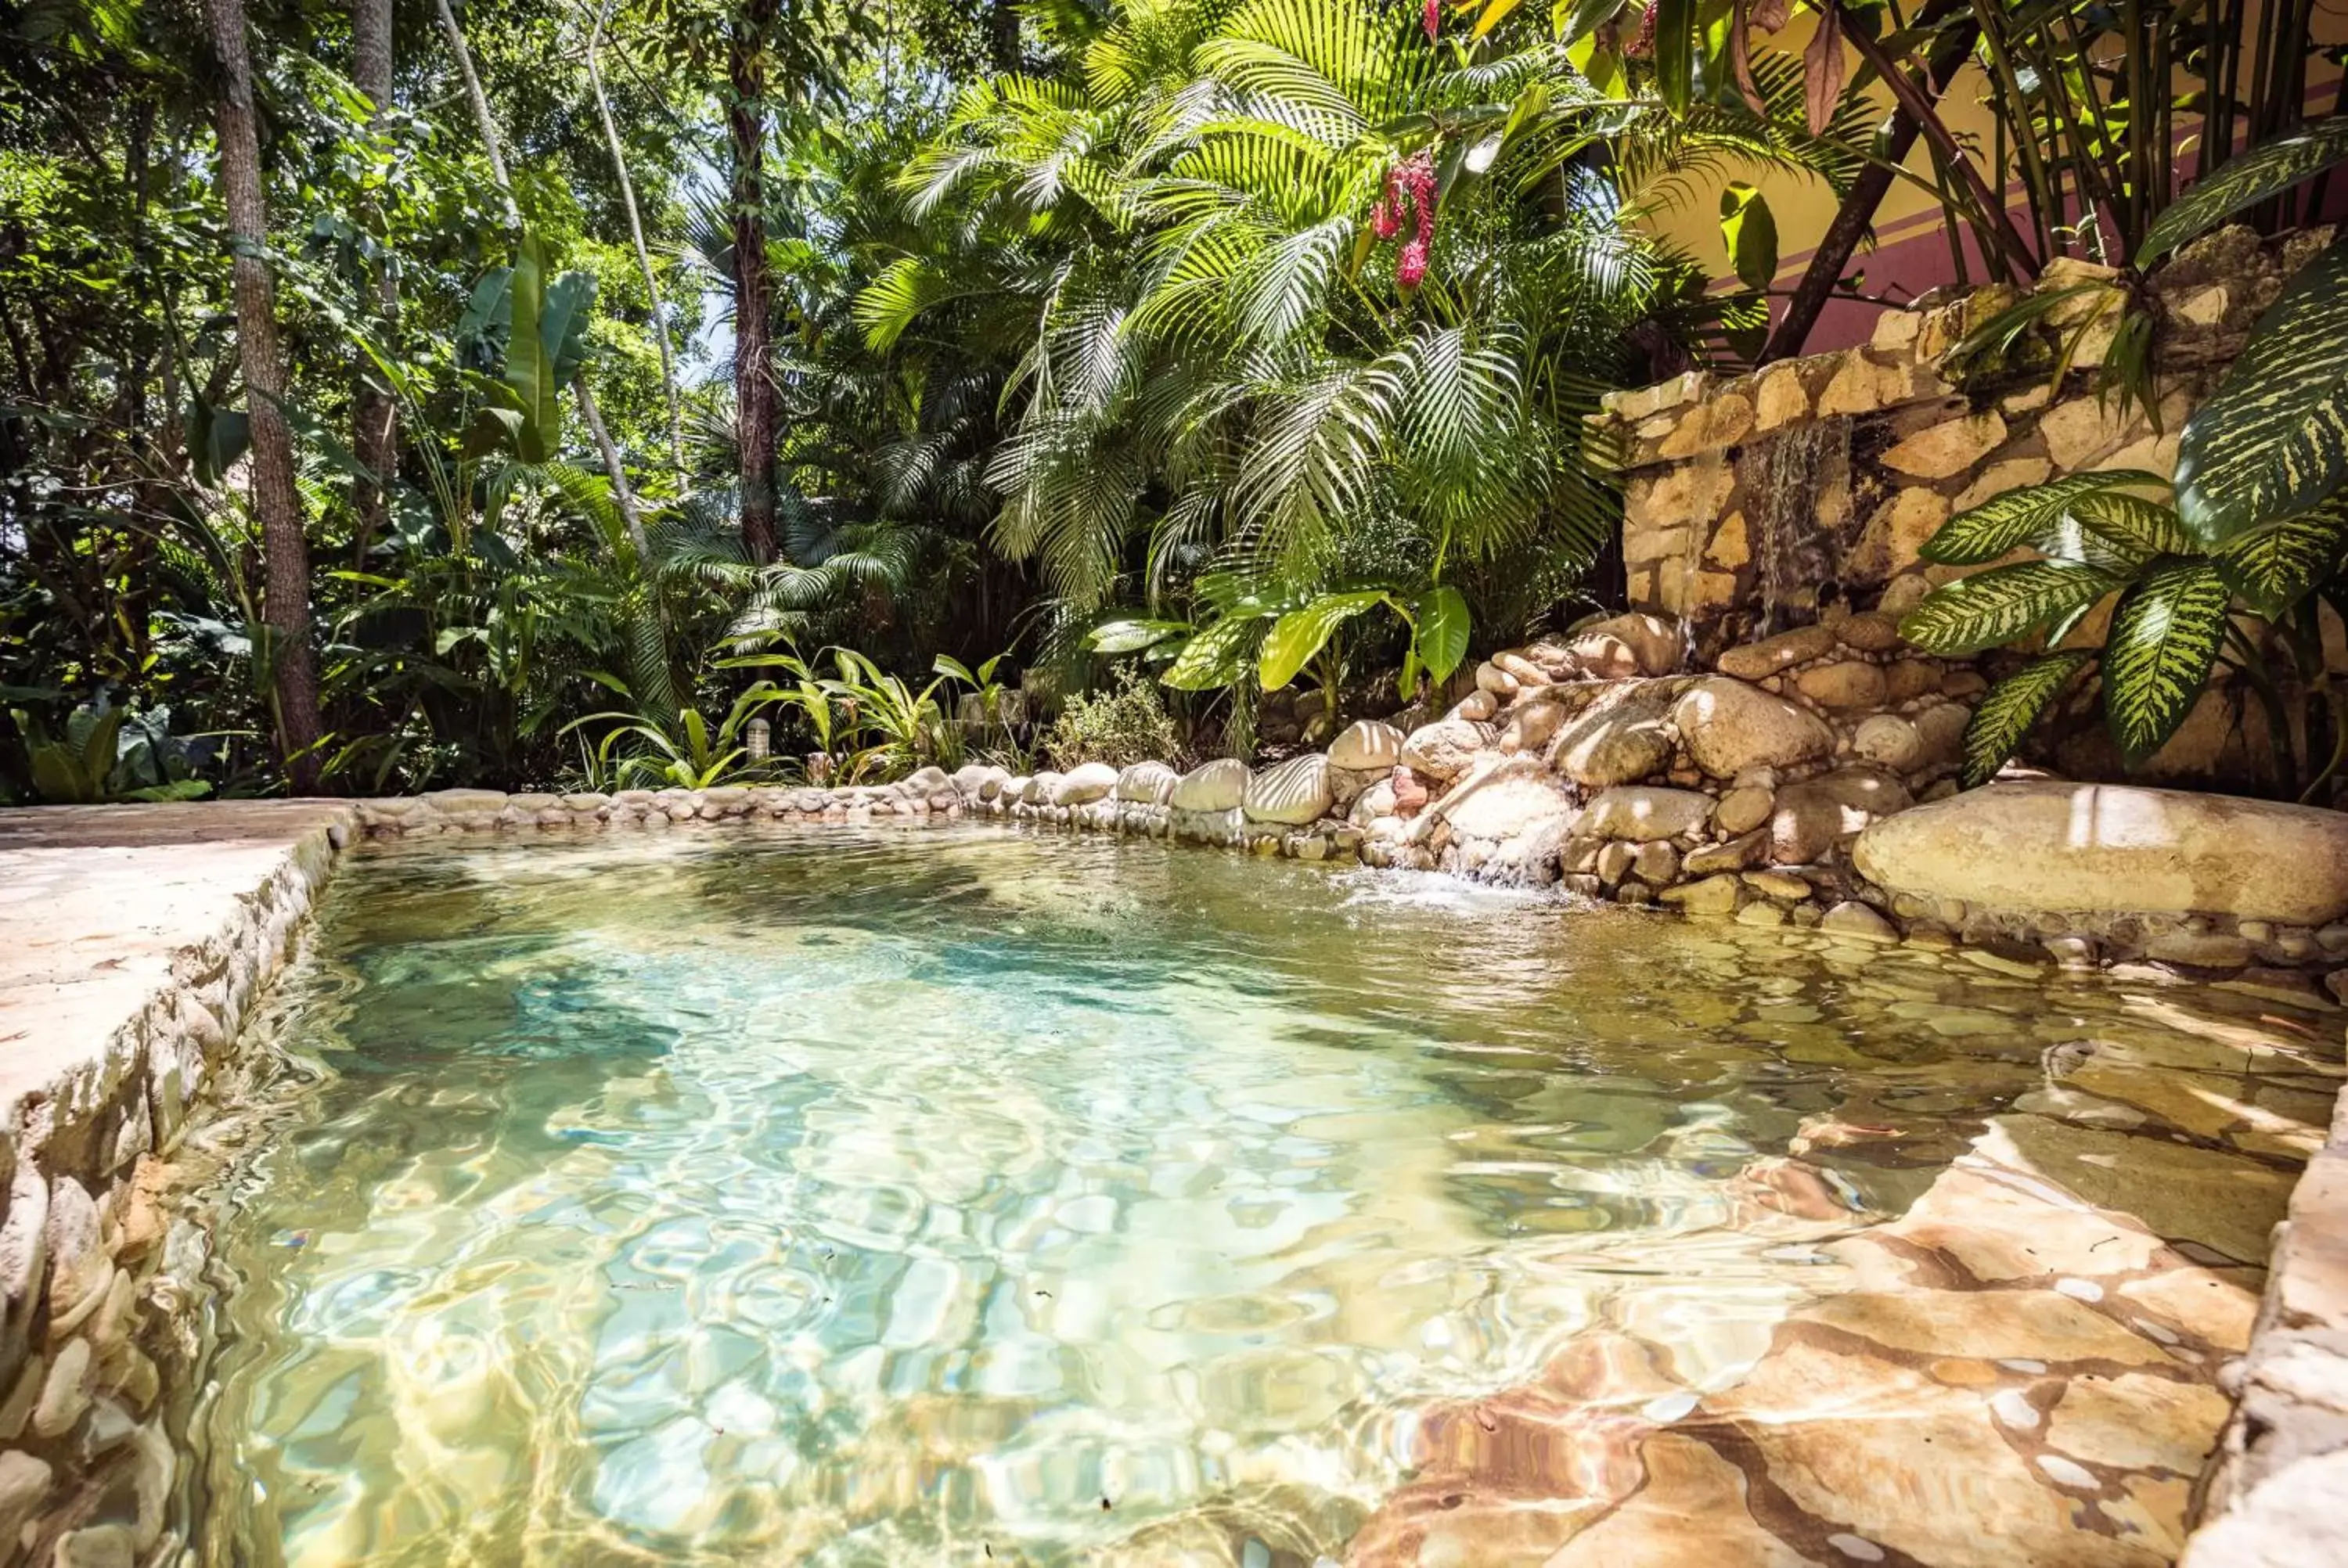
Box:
8, 0, 2331, 801
2, 0, 1772, 798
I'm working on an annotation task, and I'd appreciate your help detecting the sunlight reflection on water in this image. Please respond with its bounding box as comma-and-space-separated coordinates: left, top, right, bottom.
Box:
184, 823, 2336, 1566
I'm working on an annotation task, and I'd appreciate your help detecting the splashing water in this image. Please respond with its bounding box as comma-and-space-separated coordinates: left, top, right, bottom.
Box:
182, 825, 2335, 1566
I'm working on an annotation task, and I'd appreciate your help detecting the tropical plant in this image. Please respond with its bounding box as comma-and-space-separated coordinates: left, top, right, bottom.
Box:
8, 699, 214, 805
1042, 667, 1180, 770
563, 680, 792, 789
1897, 472, 2346, 800
873, 0, 1754, 709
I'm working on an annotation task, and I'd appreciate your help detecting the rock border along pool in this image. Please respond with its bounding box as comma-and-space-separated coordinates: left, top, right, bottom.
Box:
0, 776, 2342, 1566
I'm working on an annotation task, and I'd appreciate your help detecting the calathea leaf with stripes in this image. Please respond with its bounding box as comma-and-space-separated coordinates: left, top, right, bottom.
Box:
2101, 556, 2234, 764
1917, 470, 2168, 565
1961, 650, 2094, 787
2209, 505, 2348, 620
2173, 241, 2348, 545
1896, 559, 2121, 657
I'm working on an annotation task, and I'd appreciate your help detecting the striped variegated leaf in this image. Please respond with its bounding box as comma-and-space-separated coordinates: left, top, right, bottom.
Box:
1897, 560, 2121, 656
2101, 557, 2232, 764
1919, 471, 2168, 565
2174, 241, 2348, 545
2069, 492, 2195, 560
2136, 118, 2348, 268
2211, 507, 2348, 620
1963, 651, 2094, 788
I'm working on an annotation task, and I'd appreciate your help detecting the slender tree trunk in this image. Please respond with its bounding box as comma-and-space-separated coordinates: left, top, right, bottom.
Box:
434, 0, 651, 545
203, 0, 324, 793
351, 0, 398, 568
434, 0, 520, 228
589, 0, 686, 480
578, 379, 654, 565
1763, 0, 1979, 363
730, 0, 778, 565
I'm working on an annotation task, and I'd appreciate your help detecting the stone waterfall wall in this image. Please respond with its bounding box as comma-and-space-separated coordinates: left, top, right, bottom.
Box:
1589, 225, 2337, 792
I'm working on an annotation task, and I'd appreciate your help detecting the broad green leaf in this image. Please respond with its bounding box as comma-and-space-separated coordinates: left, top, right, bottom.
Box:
1719, 182, 1777, 293
454, 267, 512, 372
1897, 560, 2121, 656
505, 234, 557, 464
1259, 592, 1388, 690
77, 705, 124, 783
1962, 652, 2093, 787
1087, 618, 1190, 655
2175, 242, 2348, 545
542, 271, 596, 389
2102, 556, 2232, 764
2211, 509, 2348, 620
1921, 472, 2168, 565
1413, 584, 1471, 682
2137, 119, 2348, 268
1654, 0, 1695, 115
1557, 0, 1628, 45
1470, 0, 1526, 41
1161, 614, 1261, 691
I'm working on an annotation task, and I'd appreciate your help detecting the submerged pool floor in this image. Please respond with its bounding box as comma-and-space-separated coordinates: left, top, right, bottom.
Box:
185, 825, 2339, 1566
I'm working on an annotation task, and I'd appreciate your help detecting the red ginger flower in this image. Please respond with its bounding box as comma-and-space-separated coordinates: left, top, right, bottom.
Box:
1625, 2, 1657, 59
1396, 236, 1430, 290
1424, 0, 1441, 41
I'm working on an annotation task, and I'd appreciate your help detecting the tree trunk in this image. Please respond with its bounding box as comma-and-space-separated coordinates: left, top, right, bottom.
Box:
589, 0, 687, 480
203, 0, 324, 793
578, 378, 654, 566
351, 0, 397, 568
434, 0, 521, 228
1762, 0, 1982, 363
730, 0, 778, 565
988, 0, 1021, 73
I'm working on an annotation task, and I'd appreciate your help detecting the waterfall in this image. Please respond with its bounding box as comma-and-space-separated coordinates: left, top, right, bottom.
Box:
1743, 417, 1850, 638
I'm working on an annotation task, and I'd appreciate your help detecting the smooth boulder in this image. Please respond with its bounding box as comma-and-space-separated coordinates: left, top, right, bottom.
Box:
1172, 757, 1251, 812
1051, 761, 1119, 805
1113, 761, 1179, 804
1568, 612, 1683, 678
1243, 753, 1335, 825
1853, 782, 2348, 925
1672, 677, 1835, 779
1402, 717, 1493, 781
1327, 719, 1406, 772
1550, 682, 1678, 788
1581, 786, 1716, 843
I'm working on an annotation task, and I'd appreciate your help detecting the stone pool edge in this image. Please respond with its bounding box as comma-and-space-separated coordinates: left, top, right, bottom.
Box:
4, 788, 2342, 1564
0, 800, 356, 1562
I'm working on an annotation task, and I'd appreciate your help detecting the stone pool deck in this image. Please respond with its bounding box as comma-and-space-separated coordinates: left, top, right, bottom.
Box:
1, 795, 2343, 1565
0, 800, 355, 1561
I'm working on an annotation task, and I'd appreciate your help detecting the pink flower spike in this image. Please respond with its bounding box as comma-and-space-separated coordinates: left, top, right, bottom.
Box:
1397, 237, 1429, 290
1424, 0, 1440, 41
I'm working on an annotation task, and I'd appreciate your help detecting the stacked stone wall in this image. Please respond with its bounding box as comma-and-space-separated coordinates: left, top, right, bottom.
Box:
1591, 226, 2339, 792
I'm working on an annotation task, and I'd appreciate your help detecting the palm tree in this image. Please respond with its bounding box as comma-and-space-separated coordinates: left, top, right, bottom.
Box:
872, 0, 1736, 693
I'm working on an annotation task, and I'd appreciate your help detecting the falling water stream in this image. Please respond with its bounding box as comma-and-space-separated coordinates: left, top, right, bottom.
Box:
1745, 417, 1851, 635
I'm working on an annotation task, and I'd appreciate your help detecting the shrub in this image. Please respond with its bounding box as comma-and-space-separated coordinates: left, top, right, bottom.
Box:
1042, 669, 1179, 770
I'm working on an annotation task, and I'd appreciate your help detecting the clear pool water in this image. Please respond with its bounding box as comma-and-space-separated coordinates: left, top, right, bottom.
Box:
185, 825, 2335, 1566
